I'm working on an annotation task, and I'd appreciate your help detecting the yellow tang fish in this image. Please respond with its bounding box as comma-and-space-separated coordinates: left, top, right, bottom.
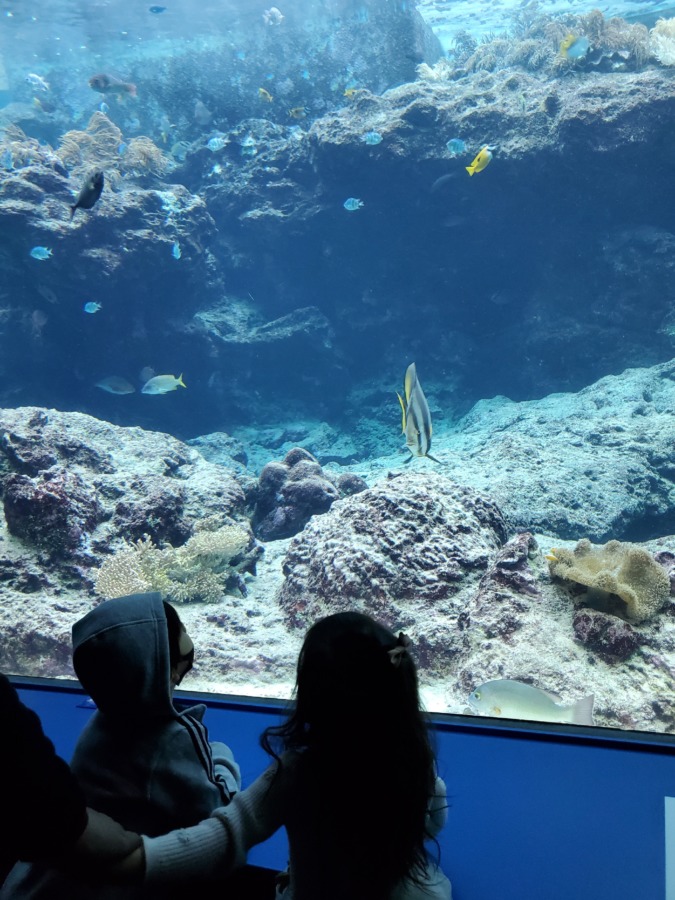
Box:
466, 145, 494, 176
258, 87, 273, 102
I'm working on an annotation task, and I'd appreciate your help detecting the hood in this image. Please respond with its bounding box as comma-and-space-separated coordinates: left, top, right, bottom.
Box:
72, 592, 176, 719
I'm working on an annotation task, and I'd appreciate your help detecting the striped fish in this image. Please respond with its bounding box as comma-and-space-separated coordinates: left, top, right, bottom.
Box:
396, 362, 440, 463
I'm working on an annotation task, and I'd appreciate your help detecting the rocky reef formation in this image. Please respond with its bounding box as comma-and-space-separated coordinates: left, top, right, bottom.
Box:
0, 406, 259, 675
0, 401, 674, 732
253, 446, 367, 540
277, 471, 506, 634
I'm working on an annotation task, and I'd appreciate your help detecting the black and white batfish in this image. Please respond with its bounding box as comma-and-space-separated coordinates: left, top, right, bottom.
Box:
396, 362, 439, 463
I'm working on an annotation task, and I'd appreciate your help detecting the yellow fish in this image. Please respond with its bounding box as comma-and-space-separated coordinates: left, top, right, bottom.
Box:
141, 373, 186, 395
288, 106, 307, 119
559, 34, 589, 59
343, 88, 358, 99
466, 145, 494, 176
258, 87, 273, 102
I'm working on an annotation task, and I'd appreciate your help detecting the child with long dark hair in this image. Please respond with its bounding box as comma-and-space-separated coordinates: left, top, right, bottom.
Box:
117, 611, 452, 899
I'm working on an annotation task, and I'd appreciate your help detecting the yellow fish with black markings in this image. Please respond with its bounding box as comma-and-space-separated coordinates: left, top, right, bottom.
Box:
396, 362, 439, 462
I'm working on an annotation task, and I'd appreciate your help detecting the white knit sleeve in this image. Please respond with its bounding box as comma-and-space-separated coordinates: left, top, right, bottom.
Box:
143, 761, 289, 884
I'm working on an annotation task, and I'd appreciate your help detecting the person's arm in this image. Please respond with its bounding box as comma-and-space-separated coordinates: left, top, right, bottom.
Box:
425, 775, 449, 839
109, 758, 292, 884
210, 740, 242, 798
1, 674, 88, 860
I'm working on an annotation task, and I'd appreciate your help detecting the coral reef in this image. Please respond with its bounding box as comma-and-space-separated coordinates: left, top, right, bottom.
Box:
649, 17, 675, 66
0, 407, 247, 580
3, 468, 103, 558
572, 609, 640, 662
547, 538, 671, 623
277, 471, 507, 640
95, 522, 259, 602
57, 112, 172, 180
253, 447, 363, 541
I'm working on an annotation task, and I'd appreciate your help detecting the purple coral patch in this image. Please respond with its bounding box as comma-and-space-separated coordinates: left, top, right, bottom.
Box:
573, 608, 640, 662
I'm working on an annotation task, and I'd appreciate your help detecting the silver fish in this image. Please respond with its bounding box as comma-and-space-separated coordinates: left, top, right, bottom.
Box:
468, 679, 595, 726
396, 362, 439, 463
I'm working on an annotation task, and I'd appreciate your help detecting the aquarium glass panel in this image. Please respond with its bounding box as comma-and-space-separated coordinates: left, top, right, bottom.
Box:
2, 0, 675, 737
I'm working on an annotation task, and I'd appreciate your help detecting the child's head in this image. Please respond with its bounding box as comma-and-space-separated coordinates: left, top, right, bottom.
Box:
163, 601, 194, 688
293, 611, 423, 742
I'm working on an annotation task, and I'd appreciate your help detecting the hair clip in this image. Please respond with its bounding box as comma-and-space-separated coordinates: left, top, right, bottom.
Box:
388, 632, 411, 667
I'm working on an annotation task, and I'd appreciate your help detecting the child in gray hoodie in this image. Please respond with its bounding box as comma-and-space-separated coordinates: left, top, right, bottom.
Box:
1, 591, 240, 898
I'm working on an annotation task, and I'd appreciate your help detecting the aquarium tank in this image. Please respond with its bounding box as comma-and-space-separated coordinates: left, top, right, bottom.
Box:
2, 0, 675, 736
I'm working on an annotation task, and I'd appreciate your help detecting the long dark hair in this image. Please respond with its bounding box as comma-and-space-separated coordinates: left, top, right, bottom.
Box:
261, 611, 438, 899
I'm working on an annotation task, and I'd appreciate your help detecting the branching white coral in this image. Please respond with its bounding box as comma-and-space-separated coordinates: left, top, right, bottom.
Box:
95, 524, 252, 603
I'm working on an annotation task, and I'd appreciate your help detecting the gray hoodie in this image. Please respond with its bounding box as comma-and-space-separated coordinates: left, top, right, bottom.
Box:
1, 592, 240, 899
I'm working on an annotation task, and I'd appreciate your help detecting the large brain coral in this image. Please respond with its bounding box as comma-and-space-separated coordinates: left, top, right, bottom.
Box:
548, 538, 670, 624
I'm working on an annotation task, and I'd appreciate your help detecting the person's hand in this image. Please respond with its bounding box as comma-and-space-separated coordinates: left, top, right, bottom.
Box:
55, 808, 142, 882
74, 808, 141, 862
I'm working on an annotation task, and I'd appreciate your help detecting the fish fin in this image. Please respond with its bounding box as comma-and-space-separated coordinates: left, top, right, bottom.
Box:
403, 454, 413, 465
69, 205, 76, 219
426, 453, 442, 464
403, 363, 416, 402
571, 694, 595, 726
465, 166, 474, 176
177, 374, 186, 388
396, 392, 407, 432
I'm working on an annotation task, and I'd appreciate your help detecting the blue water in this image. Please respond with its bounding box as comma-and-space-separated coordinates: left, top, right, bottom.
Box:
0, 0, 671, 450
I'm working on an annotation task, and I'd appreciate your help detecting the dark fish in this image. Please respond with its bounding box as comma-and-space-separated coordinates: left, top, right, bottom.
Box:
149, 5, 167, 11
70, 170, 104, 219
88, 73, 137, 97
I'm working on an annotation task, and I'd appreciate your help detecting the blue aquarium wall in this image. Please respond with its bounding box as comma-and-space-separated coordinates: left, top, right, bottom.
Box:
13, 678, 675, 900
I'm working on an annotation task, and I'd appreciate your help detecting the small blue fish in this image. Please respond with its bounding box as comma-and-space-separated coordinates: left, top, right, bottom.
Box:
207, 134, 227, 152
343, 197, 363, 211
99, 101, 110, 114
149, 5, 167, 11
446, 138, 466, 157
240, 135, 257, 157
171, 241, 181, 259
362, 131, 382, 145
83, 301, 102, 314
560, 34, 590, 60
30, 246, 52, 260
1, 148, 13, 170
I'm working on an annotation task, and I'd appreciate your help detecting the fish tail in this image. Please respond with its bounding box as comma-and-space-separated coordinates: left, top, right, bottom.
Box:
465, 166, 474, 176
177, 374, 186, 388
571, 694, 595, 726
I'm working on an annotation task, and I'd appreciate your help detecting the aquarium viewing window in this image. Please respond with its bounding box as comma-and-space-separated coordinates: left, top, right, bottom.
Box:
1, 0, 675, 741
